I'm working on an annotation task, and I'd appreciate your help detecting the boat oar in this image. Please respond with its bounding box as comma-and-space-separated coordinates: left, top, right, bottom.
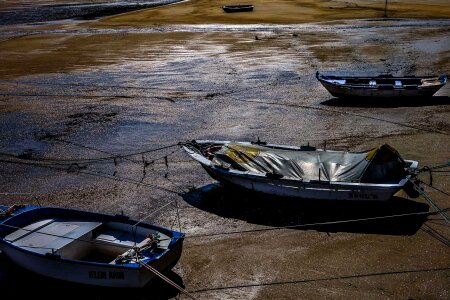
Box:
137, 258, 199, 300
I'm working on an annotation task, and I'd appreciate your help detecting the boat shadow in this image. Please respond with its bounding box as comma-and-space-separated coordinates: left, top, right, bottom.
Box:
182, 184, 430, 236
0, 254, 183, 300
320, 96, 450, 108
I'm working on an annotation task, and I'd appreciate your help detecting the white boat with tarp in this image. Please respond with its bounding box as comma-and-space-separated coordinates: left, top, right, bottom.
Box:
0, 205, 184, 287
182, 140, 419, 201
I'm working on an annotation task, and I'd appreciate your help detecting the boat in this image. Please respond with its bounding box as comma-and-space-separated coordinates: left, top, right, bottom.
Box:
316, 72, 448, 98
0, 204, 184, 287
222, 4, 254, 13
182, 140, 419, 201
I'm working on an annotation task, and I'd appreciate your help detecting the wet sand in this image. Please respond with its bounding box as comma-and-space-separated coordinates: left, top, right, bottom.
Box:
97, 0, 450, 26
0, 1, 450, 299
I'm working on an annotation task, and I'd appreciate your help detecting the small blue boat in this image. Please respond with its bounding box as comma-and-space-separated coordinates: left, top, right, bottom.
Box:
0, 205, 184, 287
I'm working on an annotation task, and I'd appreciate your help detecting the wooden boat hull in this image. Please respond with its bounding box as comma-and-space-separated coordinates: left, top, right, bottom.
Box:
222, 5, 254, 13
183, 140, 418, 201
316, 72, 448, 98
0, 206, 184, 287
319, 80, 443, 98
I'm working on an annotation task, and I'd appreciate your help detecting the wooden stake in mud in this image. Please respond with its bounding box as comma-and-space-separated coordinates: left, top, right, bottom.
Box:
384, 0, 388, 17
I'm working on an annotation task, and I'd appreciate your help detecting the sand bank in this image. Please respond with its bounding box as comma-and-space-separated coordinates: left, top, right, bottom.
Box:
96, 0, 450, 27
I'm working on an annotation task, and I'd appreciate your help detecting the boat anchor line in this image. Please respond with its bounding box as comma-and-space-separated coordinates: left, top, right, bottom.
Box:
415, 161, 450, 188
407, 161, 450, 223
0, 141, 186, 190
0, 139, 188, 195
225, 97, 450, 136
188, 266, 450, 294
183, 208, 450, 240
408, 180, 450, 224
2, 154, 448, 236
136, 255, 199, 300
0, 143, 181, 165
0, 157, 182, 196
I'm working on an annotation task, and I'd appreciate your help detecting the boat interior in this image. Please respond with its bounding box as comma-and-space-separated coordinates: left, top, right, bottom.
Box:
4, 219, 170, 264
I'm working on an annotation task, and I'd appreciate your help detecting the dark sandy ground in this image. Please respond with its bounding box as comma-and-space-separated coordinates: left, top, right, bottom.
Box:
0, 4, 449, 300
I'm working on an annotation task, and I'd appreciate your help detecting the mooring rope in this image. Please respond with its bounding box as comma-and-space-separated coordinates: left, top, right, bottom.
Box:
183, 208, 450, 239
0, 143, 181, 164
0, 79, 207, 92
3, 206, 448, 248
0, 158, 181, 195
136, 256, 199, 300
224, 98, 450, 136
417, 179, 450, 197
408, 180, 450, 224
0, 141, 189, 193
50, 138, 188, 193
420, 223, 450, 247
188, 266, 450, 294
418, 161, 450, 172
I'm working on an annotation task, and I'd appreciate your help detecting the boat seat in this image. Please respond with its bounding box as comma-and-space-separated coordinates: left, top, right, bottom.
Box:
95, 229, 138, 248
10, 220, 102, 257
5, 219, 54, 242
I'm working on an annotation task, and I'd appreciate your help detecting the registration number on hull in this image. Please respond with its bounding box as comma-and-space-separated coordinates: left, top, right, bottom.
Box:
89, 271, 125, 280
348, 192, 379, 200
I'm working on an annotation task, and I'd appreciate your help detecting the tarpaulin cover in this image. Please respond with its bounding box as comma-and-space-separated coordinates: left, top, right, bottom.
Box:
211, 143, 406, 183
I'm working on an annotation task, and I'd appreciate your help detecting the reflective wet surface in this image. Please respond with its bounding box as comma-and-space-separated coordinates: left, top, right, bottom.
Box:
0, 10, 449, 300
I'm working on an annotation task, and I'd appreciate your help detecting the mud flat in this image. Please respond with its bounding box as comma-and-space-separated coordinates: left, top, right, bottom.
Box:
96, 0, 450, 26
0, 1, 449, 299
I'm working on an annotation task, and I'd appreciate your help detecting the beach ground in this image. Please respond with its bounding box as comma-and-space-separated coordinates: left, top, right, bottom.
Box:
0, 1, 449, 299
